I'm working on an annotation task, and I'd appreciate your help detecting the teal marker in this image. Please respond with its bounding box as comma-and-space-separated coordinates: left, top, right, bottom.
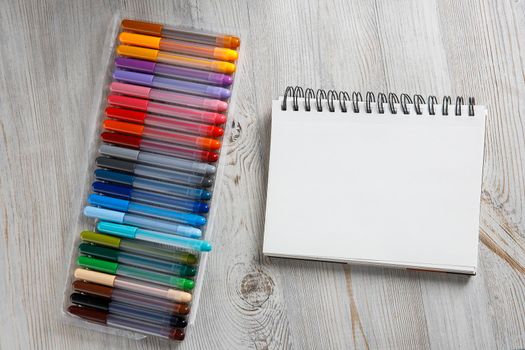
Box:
96, 221, 212, 252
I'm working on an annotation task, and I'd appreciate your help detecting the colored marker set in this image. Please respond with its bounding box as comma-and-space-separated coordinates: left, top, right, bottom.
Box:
64, 19, 240, 342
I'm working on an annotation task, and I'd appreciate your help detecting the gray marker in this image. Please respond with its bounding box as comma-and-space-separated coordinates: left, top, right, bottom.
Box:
99, 145, 216, 175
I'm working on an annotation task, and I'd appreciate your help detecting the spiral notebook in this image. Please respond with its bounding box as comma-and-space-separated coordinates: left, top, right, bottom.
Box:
263, 87, 487, 275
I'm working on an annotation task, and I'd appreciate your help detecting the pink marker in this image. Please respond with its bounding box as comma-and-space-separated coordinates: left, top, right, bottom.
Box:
108, 95, 227, 125
110, 82, 228, 112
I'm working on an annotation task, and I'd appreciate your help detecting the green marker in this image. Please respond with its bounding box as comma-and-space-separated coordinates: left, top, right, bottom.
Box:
79, 243, 196, 277
77, 256, 195, 291
80, 231, 198, 265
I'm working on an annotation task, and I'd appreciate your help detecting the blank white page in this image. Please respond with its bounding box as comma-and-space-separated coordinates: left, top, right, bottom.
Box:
263, 99, 486, 274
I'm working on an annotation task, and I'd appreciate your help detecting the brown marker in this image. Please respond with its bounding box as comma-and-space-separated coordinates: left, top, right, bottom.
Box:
68, 305, 185, 341
72, 281, 190, 315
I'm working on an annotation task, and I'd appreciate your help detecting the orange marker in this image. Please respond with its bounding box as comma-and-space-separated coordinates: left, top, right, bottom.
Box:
119, 32, 238, 62
121, 19, 240, 49
103, 119, 221, 151
117, 45, 236, 74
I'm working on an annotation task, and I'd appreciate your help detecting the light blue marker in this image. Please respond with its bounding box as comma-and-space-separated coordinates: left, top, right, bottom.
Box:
88, 194, 206, 227
97, 221, 212, 252
84, 206, 201, 238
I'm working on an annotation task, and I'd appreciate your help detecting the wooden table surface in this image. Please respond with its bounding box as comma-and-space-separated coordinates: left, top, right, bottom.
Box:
1, 0, 525, 349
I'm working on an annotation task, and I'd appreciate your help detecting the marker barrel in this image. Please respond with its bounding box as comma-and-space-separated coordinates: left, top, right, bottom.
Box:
113, 69, 231, 99
79, 242, 196, 276
93, 180, 210, 213
101, 132, 219, 162
114, 57, 233, 86
80, 231, 198, 265
110, 82, 228, 112
99, 145, 217, 175
95, 159, 214, 187
83, 206, 202, 238
88, 194, 207, 226
105, 107, 224, 137
108, 95, 227, 125
96, 222, 212, 252
121, 19, 240, 49
119, 32, 238, 61
103, 119, 221, 150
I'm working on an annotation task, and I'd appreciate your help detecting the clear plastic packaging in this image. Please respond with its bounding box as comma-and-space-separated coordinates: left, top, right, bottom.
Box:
62, 14, 243, 341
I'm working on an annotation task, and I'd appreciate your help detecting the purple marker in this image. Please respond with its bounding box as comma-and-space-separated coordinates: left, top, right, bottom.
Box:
115, 57, 233, 86
113, 69, 230, 100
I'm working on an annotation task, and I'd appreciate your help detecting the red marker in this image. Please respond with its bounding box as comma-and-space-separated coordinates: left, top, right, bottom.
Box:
108, 95, 227, 125
105, 107, 223, 137
103, 119, 221, 151
101, 132, 219, 162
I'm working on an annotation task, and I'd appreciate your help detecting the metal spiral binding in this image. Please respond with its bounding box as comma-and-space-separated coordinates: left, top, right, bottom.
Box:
281, 86, 476, 116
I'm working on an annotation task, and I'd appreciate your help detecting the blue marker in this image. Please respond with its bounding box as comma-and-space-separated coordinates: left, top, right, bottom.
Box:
84, 206, 201, 238
92, 181, 209, 213
88, 194, 206, 227
97, 222, 212, 252
93, 169, 211, 200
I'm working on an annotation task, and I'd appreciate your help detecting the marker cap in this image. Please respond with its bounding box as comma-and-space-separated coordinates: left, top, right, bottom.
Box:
84, 206, 125, 223
79, 243, 120, 262
80, 231, 121, 249
97, 221, 138, 239
101, 132, 141, 149
96, 157, 136, 173
117, 45, 159, 62
103, 119, 144, 136
78, 256, 119, 275
68, 305, 108, 324
72, 280, 114, 298
119, 32, 161, 50
211, 61, 236, 74
92, 181, 133, 199
70, 292, 110, 311
105, 107, 147, 124
108, 95, 149, 111
217, 35, 241, 49
94, 169, 134, 186
121, 19, 163, 37
110, 82, 151, 99
113, 69, 154, 86
114, 57, 156, 74
88, 194, 130, 212
99, 145, 140, 161
74, 268, 116, 287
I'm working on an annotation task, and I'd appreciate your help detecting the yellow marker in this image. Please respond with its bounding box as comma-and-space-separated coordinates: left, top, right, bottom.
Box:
120, 32, 238, 62
117, 45, 236, 74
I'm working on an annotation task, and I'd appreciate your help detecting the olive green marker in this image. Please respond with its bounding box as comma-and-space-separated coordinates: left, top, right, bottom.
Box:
80, 231, 198, 265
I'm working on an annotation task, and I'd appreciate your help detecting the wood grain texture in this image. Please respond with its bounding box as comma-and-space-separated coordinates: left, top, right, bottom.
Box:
0, 0, 524, 349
